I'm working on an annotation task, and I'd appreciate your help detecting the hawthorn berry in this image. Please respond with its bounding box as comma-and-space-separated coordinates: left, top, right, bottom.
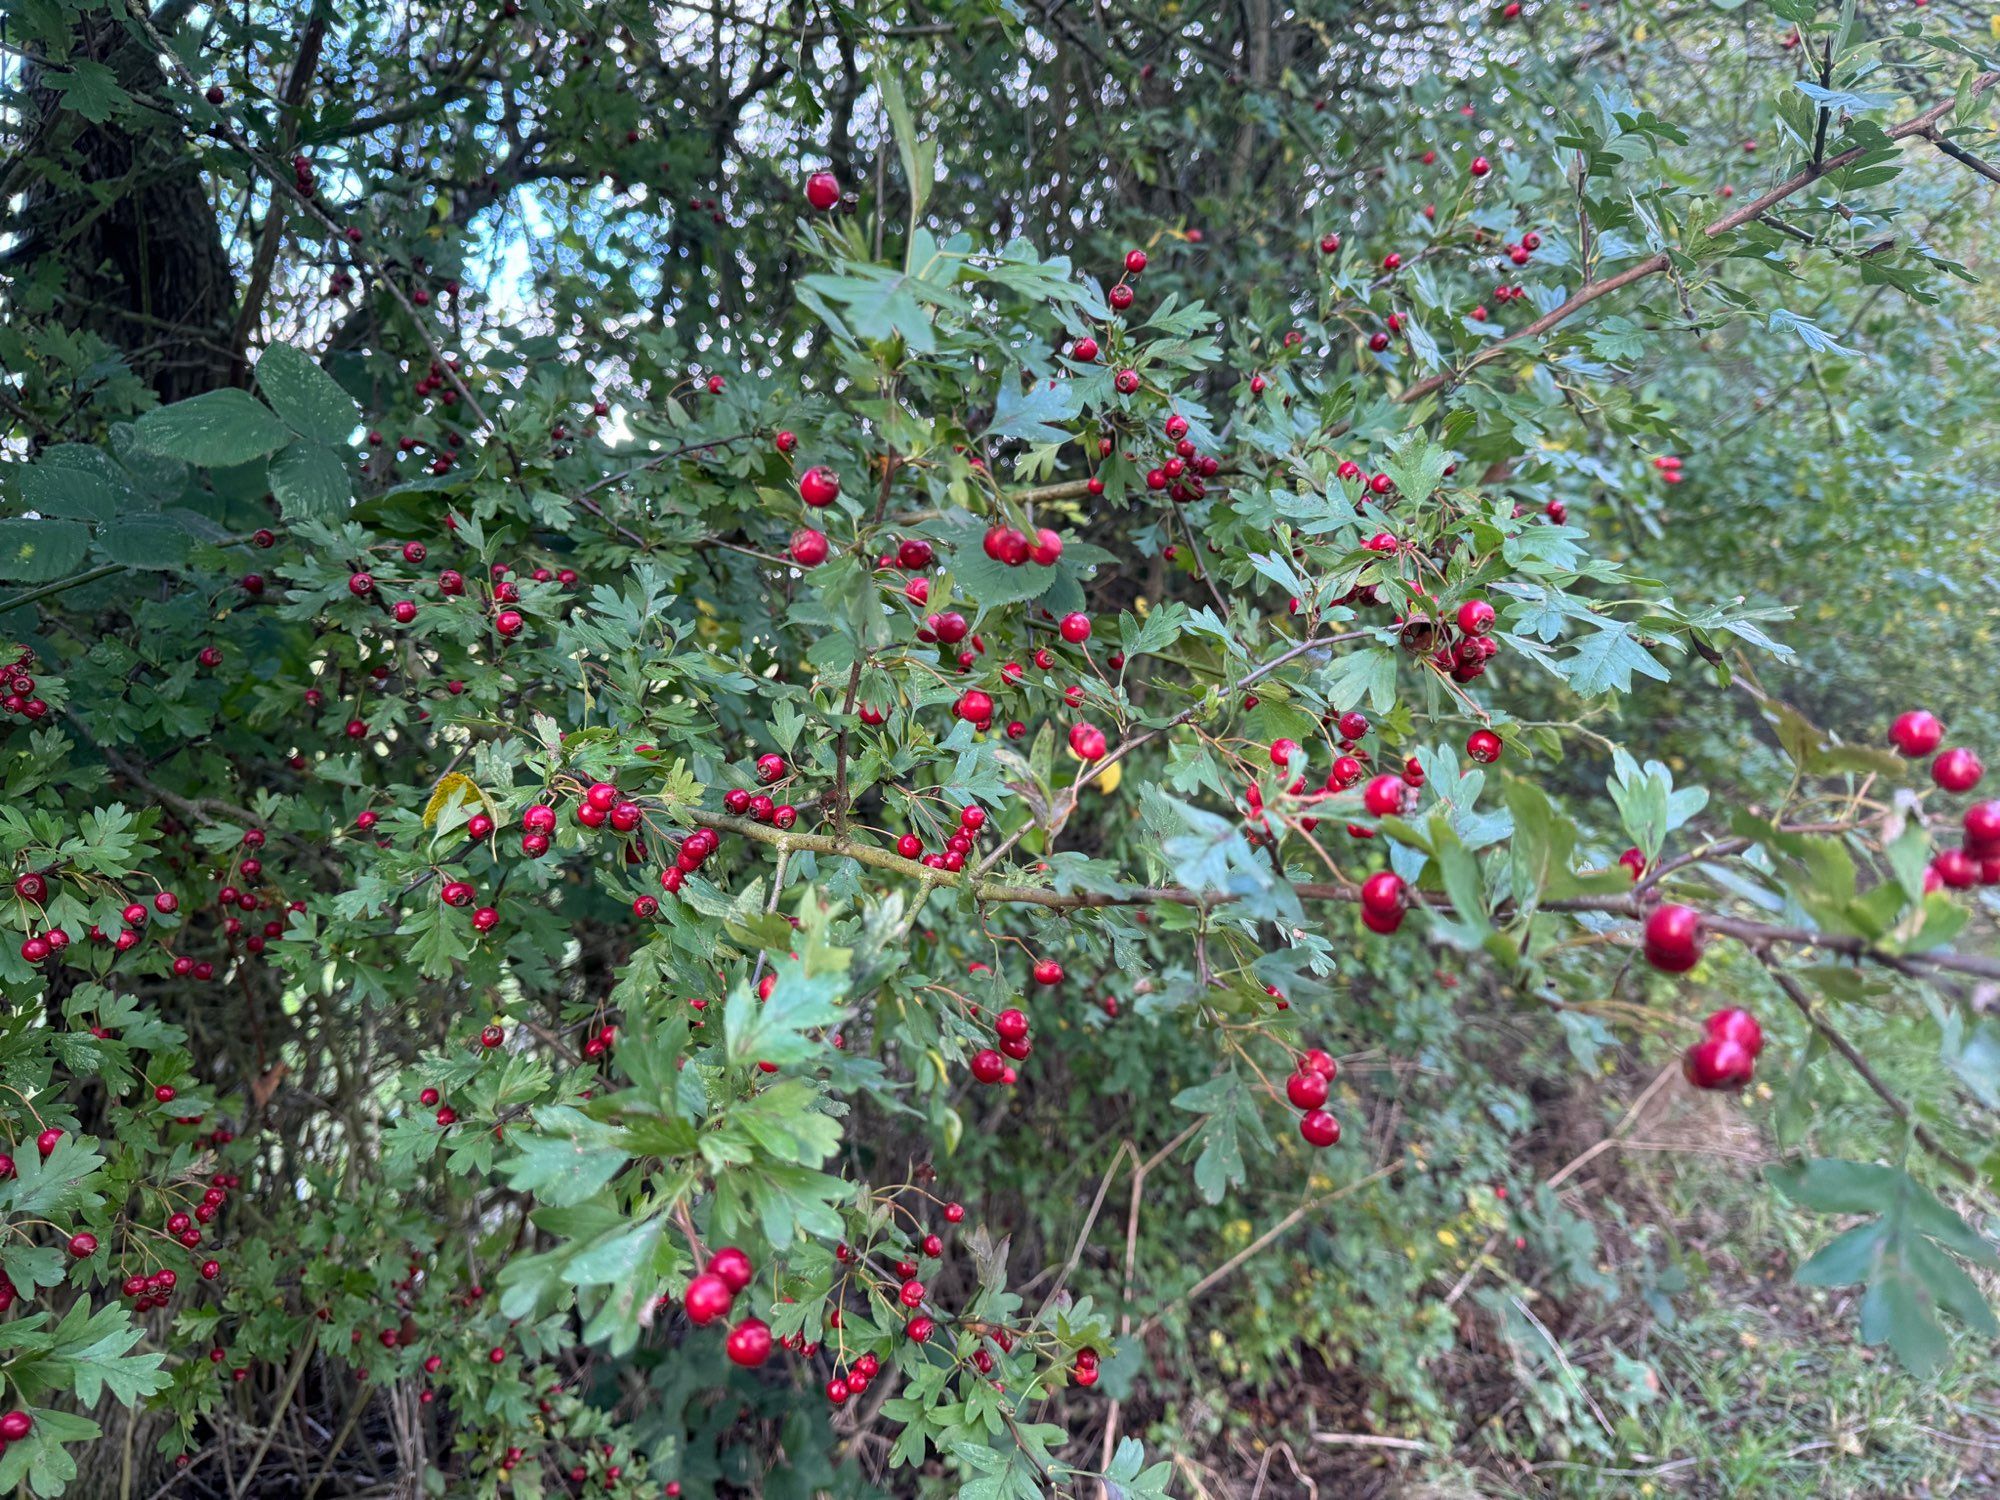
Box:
1934, 747, 1984, 793
724, 1317, 772, 1366
1642, 903, 1704, 972
805, 171, 841, 210
1299, 1110, 1341, 1147
799, 466, 841, 507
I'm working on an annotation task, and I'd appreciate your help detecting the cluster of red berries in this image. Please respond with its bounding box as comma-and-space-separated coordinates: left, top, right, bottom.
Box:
1285, 1049, 1343, 1146
679, 1246, 771, 1365
720, 786, 800, 830
1138, 412, 1225, 503
1888, 712, 1996, 889
981, 524, 1065, 568
1682, 1008, 1764, 1090
1653, 454, 1684, 484
0, 650, 48, 721
970, 1000, 1036, 1086
15, 877, 192, 966
659, 826, 725, 900
897, 802, 988, 874
824, 1350, 881, 1405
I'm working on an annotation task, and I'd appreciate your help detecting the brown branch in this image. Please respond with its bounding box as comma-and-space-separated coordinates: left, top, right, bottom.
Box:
1397, 72, 2000, 408
686, 800, 2000, 984
1756, 954, 1979, 1185
1921, 126, 2000, 187
228, 14, 327, 363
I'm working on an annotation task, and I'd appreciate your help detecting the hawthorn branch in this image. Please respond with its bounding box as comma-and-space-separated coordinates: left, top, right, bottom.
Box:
1756, 954, 1979, 1185
227, 12, 327, 362
1919, 126, 2000, 187
686, 805, 2000, 983
1396, 71, 2000, 409
122, 0, 499, 436
972, 630, 1370, 877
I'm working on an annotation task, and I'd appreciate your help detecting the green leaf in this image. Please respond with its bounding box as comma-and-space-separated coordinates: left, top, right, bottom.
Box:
1794, 1220, 1885, 1287
256, 342, 363, 445
269, 442, 354, 522
0, 521, 88, 583
44, 1299, 168, 1406
0, 1135, 104, 1219
7, 461, 124, 523
1424, 814, 1493, 948
723, 956, 847, 1068
987, 370, 1083, 446
93, 513, 193, 570
1379, 435, 1450, 503
1562, 621, 1669, 696
133, 389, 292, 468
1321, 646, 1399, 712
498, 1107, 630, 1207
1767, 307, 1857, 357
1502, 779, 1574, 914
46, 60, 126, 123
565, 1216, 665, 1287
1767, 1157, 1901, 1214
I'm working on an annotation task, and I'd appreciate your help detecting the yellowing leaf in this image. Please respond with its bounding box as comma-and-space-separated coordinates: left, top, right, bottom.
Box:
422, 772, 487, 828
1095, 760, 1123, 794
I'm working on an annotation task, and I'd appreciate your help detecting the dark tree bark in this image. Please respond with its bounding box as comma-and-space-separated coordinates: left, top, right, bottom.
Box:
4, 6, 238, 402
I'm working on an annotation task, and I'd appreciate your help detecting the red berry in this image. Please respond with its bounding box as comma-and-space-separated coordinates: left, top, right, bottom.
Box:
789, 528, 829, 566
724, 1317, 772, 1366
708, 1246, 754, 1292
1683, 1036, 1755, 1090
1933, 747, 1984, 793
799, 466, 841, 507
1068, 722, 1107, 761
805, 171, 841, 210
1286, 1071, 1329, 1109
1466, 729, 1503, 764
1642, 903, 1704, 973
1359, 870, 1406, 917
1299, 1110, 1341, 1147
1704, 1007, 1764, 1055
1889, 710, 1944, 757
1361, 775, 1407, 818
684, 1273, 734, 1325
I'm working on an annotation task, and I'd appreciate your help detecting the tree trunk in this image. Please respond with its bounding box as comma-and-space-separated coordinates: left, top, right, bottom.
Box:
5, 6, 238, 402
